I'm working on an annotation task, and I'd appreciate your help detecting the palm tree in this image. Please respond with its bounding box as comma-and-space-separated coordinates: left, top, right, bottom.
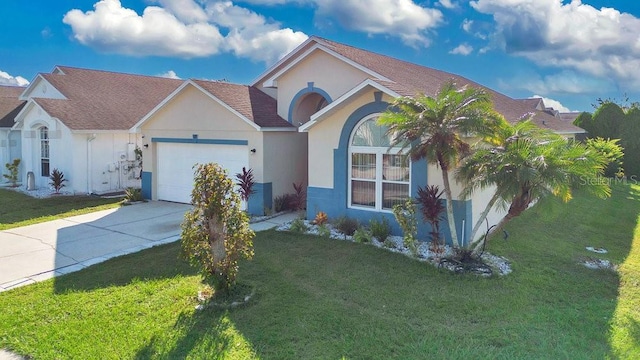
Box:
457, 119, 614, 253
378, 80, 502, 248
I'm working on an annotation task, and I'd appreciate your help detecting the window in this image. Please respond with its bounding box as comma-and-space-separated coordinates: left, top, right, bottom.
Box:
349, 116, 410, 210
39, 126, 49, 177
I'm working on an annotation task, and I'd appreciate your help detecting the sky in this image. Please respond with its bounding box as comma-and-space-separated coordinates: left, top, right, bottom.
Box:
1, 0, 640, 113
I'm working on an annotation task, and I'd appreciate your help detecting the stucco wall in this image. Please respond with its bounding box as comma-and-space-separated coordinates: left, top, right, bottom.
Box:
275, 50, 370, 121
0, 129, 21, 182
263, 131, 308, 198
469, 184, 507, 241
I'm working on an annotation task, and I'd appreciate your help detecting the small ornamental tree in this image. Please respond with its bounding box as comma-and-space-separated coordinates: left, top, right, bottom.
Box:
3, 158, 20, 187
49, 168, 67, 194
180, 163, 255, 293
235, 167, 256, 203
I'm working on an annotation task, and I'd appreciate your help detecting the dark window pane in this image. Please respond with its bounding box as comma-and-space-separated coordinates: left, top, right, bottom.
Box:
382, 183, 409, 209
352, 180, 376, 207
351, 153, 376, 180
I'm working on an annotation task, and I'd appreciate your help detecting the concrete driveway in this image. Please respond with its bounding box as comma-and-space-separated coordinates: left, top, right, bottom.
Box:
0, 201, 191, 292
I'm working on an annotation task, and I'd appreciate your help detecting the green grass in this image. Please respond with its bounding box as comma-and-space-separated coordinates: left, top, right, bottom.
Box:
0, 188, 122, 230
0, 184, 638, 359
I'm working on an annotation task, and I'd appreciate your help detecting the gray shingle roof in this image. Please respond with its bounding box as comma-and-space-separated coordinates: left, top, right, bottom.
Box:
34, 66, 183, 131
193, 80, 291, 128
0, 86, 26, 128
315, 37, 584, 133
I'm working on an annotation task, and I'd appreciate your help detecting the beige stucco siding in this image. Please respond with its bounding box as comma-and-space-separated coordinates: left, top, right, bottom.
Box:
140, 85, 264, 181
469, 185, 507, 241
263, 131, 308, 197
275, 50, 370, 121
308, 90, 395, 189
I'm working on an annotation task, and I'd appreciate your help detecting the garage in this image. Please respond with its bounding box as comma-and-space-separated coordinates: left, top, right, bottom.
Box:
156, 142, 248, 203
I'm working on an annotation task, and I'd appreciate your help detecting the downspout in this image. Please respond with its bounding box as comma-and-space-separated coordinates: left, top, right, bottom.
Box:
87, 134, 96, 195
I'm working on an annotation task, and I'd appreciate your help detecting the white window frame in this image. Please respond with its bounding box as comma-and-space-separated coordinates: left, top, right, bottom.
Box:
39, 126, 50, 177
348, 114, 411, 212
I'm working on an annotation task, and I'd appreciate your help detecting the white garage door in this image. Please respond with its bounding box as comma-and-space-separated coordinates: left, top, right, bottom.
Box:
157, 142, 248, 203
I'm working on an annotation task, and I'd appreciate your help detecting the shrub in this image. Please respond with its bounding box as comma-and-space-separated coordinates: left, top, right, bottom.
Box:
316, 223, 331, 238
289, 218, 308, 233
313, 211, 328, 225
274, 194, 296, 212
392, 199, 418, 255
353, 227, 372, 243
3, 158, 20, 187
334, 216, 359, 236
369, 217, 392, 242
416, 185, 445, 253
586, 138, 624, 178
291, 182, 306, 210
124, 187, 143, 202
235, 167, 256, 203
180, 163, 254, 293
49, 168, 67, 194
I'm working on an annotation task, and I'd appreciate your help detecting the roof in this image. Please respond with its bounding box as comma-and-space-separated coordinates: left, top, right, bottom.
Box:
259, 36, 584, 134
30, 66, 183, 131
192, 80, 291, 128
0, 86, 26, 128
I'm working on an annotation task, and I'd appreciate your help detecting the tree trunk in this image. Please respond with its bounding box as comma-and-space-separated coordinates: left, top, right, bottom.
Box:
441, 168, 460, 248
468, 191, 501, 248
471, 190, 531, 254
208, 216, 227, 266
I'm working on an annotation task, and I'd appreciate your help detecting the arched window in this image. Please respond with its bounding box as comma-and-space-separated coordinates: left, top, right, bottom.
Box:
349, 115, 410, 210
39, 126, 50, 177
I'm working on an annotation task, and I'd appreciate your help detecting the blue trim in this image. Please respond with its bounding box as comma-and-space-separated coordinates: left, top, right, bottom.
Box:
248, 182, 272, 216
151, 137, 248, 146
141, 171, 152, 200
287, 84, 333, 123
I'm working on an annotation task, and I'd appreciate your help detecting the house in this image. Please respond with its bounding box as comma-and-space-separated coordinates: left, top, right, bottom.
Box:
0, 86, 26, 182
246, 36, 585, 243
11, 66, 182, 194
132, 35, 584, 243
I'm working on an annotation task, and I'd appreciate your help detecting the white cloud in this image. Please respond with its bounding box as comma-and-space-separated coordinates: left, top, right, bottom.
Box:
499, 70, 616, 95
437, 0, 456, 9
530, 95, 571, 112
461, 18, 473, 32
0, 70, 29, 86
205, 1, 308, 63
63, 0, 307, 63
313, 0, 443, 46
63, 0, 224, 58
157, 70, 181, 79
449, 43, 473, 55
471, 0, 640, 87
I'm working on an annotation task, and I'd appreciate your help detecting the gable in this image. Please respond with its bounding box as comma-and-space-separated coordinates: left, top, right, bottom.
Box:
140, 84, 258, 134
268, 48, 372, 121
19, 76, 65, 100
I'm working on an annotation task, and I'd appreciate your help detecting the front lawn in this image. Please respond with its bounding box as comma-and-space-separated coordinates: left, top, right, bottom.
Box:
0, 188, 122, 230
0, 184, 638, 359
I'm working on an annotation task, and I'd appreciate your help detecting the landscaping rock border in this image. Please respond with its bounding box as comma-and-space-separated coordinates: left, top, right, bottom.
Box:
276, 219, 513, 276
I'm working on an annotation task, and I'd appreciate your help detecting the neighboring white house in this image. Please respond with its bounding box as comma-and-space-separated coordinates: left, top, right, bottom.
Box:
11, 66, 181, 194
0, 86, 25, 183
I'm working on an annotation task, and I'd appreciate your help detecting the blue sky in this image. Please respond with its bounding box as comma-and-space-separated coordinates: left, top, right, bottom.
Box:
1, 0, 639, 112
